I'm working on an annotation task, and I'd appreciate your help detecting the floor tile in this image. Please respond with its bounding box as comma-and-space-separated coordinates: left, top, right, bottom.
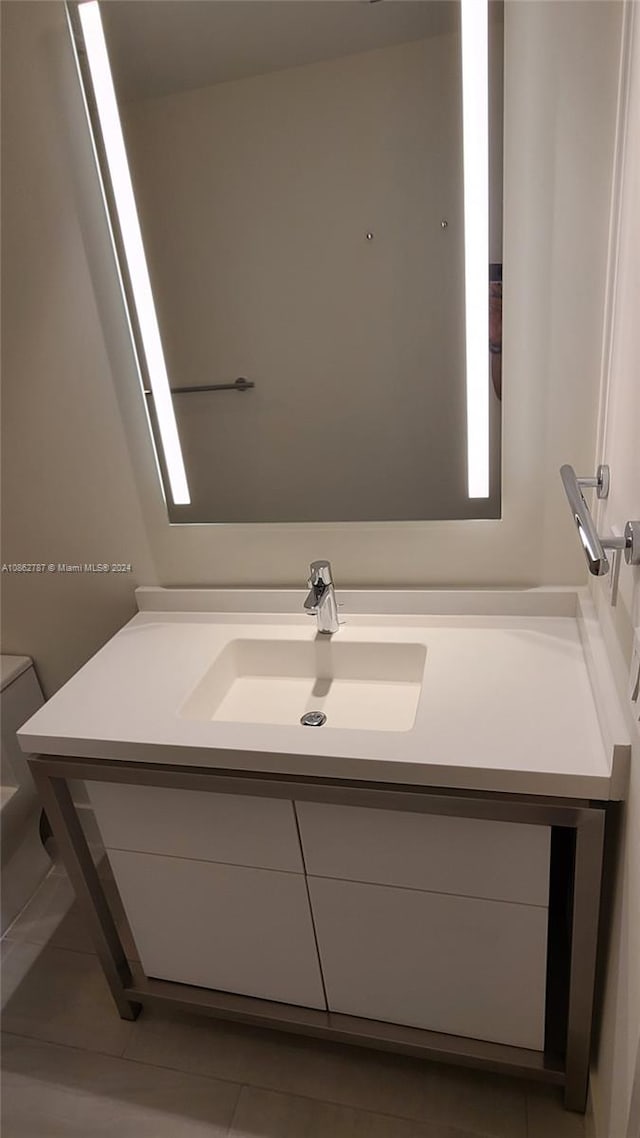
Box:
229, 1085, 481, 1138
4, 864, 138, 960
421, 1064, 527, 1137
124, 1008, 527, 1136
124, 1006, 434, 1118
526, 1085, 585, 1137
1, 1032, 239, 1137
4, 869, 93, 953
0, 936, 583, 1138
1, 940, 134, 1056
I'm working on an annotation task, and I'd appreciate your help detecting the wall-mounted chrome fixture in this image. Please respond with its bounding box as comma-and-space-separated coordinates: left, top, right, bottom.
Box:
560, 465, 640, 577
142, 378, 255, 397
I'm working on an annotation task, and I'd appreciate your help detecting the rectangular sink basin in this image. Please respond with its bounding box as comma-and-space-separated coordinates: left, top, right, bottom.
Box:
181, 638, 426, 732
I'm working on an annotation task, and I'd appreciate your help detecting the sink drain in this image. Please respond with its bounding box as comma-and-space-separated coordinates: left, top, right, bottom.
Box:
300, 711, 327, 727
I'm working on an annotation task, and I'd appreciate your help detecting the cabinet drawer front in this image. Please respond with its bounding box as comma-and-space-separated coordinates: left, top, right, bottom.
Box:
309, 877, 547, 1050
108, 849, 326, 1009
88, 783, 303, 872
297, 802, 550, 906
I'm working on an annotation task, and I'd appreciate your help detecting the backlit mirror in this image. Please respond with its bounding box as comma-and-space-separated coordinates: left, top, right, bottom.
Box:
69, 0, 503, 523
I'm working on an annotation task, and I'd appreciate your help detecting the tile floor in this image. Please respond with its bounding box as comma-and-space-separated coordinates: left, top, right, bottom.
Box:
1, 863, 586, 1137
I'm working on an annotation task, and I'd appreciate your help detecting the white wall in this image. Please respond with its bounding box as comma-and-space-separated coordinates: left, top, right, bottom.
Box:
0, 1, 624, 695
589, 5, 640, 1135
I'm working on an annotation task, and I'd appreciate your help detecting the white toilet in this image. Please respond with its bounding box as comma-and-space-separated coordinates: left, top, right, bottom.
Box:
1, 655, 51, 934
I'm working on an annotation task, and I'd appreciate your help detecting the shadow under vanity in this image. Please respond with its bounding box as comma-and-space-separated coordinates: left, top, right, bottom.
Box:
18, 587, 629, 1116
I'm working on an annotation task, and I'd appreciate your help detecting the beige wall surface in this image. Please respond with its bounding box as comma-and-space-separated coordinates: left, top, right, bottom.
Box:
0, 1, 624, 695
589, 5, 640, 1135
0, 1, 156, 696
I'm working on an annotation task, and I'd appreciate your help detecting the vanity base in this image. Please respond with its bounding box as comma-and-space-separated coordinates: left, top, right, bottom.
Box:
28, 754, 606, 1114
127, 965, 566, 1082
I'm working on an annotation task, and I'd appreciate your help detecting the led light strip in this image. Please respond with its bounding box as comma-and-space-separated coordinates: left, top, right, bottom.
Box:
78, 1, 190, 506
461, 0, 490, 499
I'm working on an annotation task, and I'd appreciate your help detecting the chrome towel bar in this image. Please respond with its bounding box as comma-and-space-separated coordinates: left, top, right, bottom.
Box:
144, 377, 255, 396
560, 464, 640, 576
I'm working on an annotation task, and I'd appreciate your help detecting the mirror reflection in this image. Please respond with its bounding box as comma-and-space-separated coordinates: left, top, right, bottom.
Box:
76, 1, 503, 522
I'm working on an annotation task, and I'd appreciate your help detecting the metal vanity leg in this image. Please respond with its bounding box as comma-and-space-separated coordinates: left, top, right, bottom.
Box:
31, 767, 141, 1022
564, 809, 606, 1112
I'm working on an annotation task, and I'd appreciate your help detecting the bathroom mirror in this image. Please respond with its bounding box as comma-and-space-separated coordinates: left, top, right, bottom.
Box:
70, 0, 503, 523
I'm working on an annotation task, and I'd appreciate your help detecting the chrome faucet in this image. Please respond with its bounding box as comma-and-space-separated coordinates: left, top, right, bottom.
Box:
304, 560, 340, 634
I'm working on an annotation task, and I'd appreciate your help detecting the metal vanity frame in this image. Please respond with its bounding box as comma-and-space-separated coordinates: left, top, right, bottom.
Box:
29, 753, 607, 1114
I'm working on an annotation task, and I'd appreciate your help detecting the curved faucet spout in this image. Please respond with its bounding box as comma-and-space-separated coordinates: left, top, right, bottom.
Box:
304, 586, 321, 614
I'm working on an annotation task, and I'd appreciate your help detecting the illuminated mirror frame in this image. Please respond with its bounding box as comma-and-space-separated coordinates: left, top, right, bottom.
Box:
461, 0, 490, 498
69, 0, 491, 511
71, 0, 190, 506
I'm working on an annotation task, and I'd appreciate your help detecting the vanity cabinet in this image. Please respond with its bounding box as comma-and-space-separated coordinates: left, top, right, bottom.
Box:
88, 784, 551, 1048
30, 750, 607, 1112
24, 587, 616, 1113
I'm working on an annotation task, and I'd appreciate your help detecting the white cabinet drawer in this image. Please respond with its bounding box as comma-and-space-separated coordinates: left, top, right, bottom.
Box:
309, 876, 548, 1049
297, 802, 550, 906
108, 849, 326, 1009
88, 783, 303, 872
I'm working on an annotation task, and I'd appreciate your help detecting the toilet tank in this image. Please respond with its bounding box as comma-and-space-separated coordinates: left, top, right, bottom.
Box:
1, 656, 50, 932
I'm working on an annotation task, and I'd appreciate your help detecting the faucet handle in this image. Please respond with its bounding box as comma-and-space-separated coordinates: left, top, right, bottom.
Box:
309, 560, 333, 586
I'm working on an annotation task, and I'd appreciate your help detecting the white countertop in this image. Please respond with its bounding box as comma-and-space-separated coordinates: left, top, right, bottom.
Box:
17, 587, 630, 800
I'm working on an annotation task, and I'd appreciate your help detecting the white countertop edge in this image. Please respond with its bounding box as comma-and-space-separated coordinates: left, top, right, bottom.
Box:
576, 590, 631, 798
20, 733, 615, 801
135, 585, 580, 619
